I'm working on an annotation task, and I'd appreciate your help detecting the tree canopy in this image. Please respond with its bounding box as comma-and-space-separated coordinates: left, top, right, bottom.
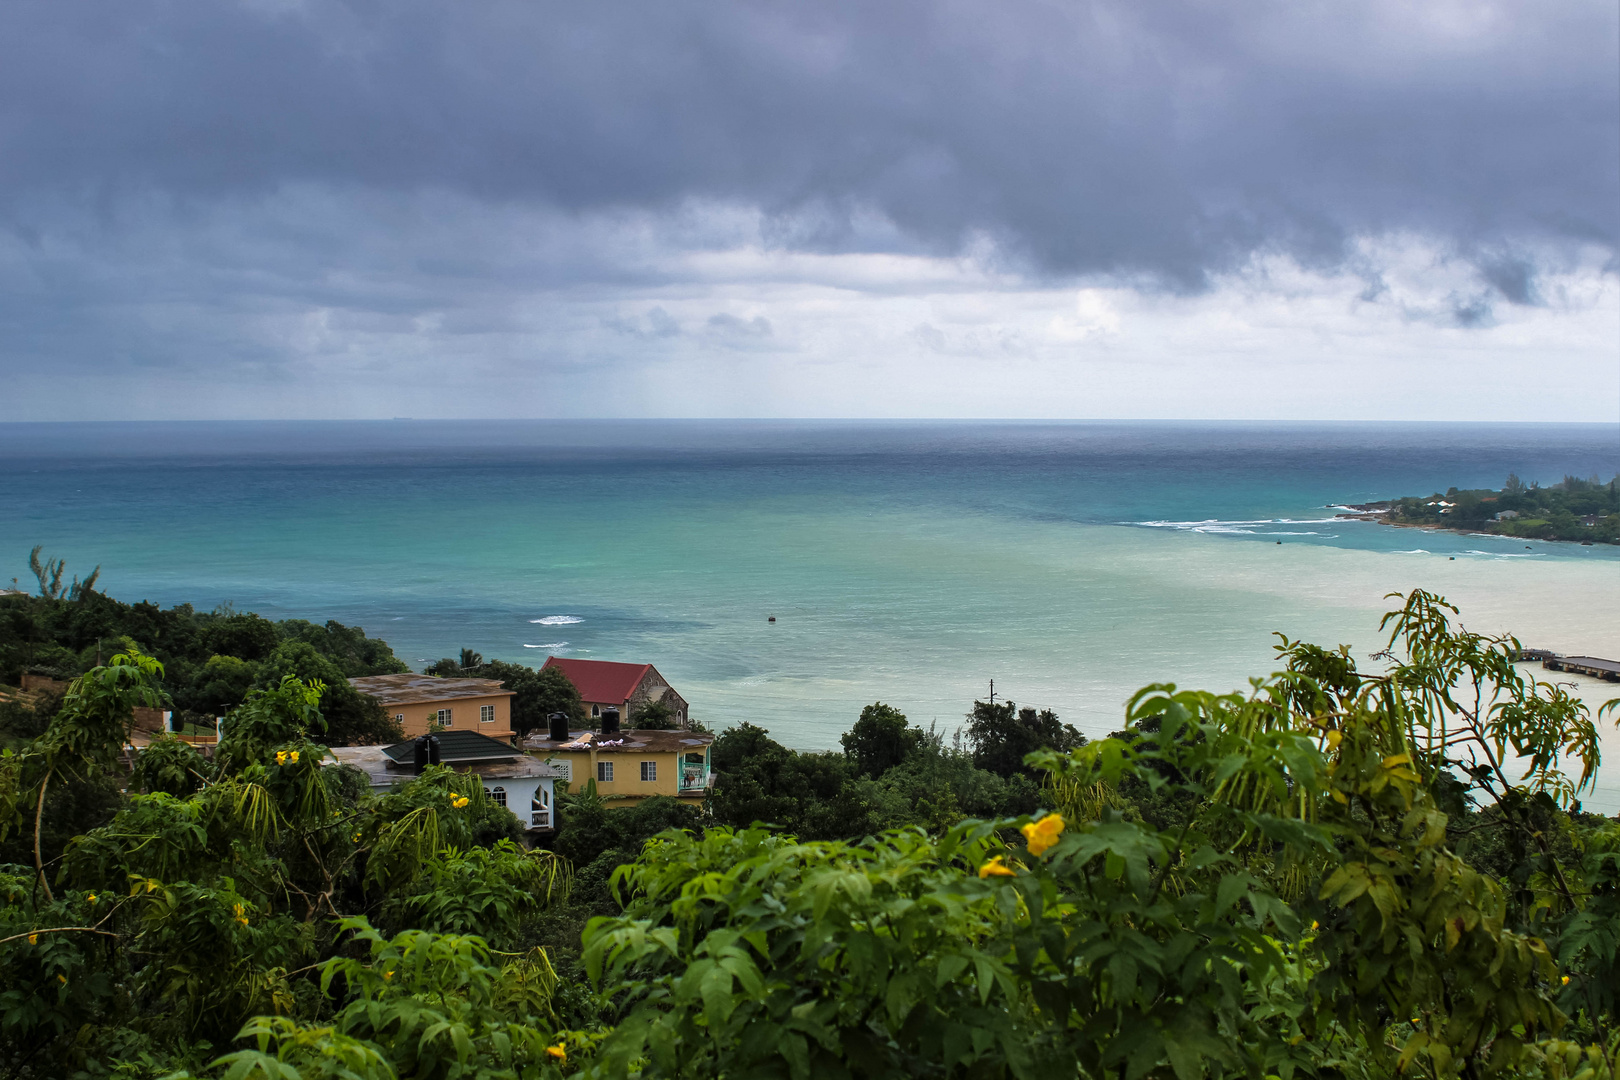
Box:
1, 552, 408, 747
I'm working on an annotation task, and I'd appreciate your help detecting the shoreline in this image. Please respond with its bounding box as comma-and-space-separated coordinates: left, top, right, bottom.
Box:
1329, 506, 1614, 547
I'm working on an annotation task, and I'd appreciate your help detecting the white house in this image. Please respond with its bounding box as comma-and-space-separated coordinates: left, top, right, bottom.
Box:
328, 729, 565, 834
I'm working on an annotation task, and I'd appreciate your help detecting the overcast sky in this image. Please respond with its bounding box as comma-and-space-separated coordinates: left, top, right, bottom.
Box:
2, 0, 1616, 421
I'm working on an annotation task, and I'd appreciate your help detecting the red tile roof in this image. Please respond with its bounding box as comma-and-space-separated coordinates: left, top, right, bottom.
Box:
540, 657, 653, 705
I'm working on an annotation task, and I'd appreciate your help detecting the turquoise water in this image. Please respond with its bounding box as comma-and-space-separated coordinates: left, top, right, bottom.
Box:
3, 420, 1617, 807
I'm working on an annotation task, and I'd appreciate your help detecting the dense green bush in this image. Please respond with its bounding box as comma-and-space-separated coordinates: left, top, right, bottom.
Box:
0, 655, 570, 1076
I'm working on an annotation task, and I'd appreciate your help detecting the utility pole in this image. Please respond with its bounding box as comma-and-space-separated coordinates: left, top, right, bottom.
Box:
989, 679, 995, 706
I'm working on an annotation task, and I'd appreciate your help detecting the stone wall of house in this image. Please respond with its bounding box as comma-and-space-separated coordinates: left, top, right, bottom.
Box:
628, 669, 689, 727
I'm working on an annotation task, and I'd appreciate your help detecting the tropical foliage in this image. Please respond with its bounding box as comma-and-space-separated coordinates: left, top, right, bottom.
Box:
0, 588, 1616, 1080
1, 550, 408, 746
1376, 474, 1620, 544
0, 652, 568, 1078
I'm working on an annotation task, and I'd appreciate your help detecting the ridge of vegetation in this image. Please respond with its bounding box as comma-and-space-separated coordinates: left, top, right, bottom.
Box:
1352, 474, 1620, 544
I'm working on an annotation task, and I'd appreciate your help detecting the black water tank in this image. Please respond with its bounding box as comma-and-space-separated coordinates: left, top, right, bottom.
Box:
601, 707, 620, 734
412, 735, 430, 774
547, 711, 571, 743
428, 734, 441, 766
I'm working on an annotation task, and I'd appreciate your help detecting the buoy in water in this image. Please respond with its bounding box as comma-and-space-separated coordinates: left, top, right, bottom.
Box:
767, 616, 776, 623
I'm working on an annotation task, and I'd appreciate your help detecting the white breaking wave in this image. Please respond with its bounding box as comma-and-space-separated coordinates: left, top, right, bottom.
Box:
529, 615, 583, 625
1134, 517, 1341, 536
523, 642, 568, 649
1393, 549, 1431, 555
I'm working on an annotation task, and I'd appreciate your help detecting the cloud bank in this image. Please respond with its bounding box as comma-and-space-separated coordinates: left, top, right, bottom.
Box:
0, 0, 1615, 419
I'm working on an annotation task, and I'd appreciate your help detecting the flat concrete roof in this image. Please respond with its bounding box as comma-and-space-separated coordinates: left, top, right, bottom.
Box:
329, 744, 564, 788
348, 674, 516, 707
522, 729, 714, 754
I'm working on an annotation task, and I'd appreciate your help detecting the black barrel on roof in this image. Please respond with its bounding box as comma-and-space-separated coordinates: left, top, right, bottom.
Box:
601, 707, 620, 734
413, 735, 430, 774
547, 711, 570, 743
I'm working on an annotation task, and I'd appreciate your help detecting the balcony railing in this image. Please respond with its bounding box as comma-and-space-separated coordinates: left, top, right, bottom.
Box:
530, 810, 551, 828
678, 763, 712, 793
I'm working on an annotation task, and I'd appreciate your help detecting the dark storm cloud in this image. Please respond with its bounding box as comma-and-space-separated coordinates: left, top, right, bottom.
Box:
0, 0, 1614, 288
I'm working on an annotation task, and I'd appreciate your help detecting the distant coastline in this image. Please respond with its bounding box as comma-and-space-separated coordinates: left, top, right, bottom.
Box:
1335, 474, 1620, 546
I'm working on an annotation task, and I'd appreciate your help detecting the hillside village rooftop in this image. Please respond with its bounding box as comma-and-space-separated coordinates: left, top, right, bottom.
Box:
348, 673, 517, 738
348, 674, 515, 706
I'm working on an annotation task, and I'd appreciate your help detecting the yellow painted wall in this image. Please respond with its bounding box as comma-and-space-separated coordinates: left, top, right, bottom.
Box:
386, 694, 514, 739
539, 749, 703, 804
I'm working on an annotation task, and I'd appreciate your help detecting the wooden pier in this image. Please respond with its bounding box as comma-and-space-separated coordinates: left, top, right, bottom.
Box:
1541, 655, 1620, 683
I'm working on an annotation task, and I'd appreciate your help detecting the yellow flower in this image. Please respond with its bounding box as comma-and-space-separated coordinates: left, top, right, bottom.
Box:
234, 902, 248, 926
275, 751, 288, 766
1310, 921, 1319, 931
979, 856, 1016, 879
545, 1045, 567, 1062
288, 750, 300, 764
382, 970, 393, 981
1021, 814, 1065, 856
57, 974, 66, 985
87, 894, 97, 904
451, 795, 470, 809
27, 934, 37, 945
1562, 975, 1571, 985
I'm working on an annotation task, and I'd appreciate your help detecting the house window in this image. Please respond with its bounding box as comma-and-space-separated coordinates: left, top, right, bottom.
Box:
591, 704, 601, 718
486, 785, 507, 808
436, 708, 453, 727
641, 760, 657, 782
394, 713, 404, 723
531, 788, 550, 828
480, 704, 495, 723
597, 761, 614, 783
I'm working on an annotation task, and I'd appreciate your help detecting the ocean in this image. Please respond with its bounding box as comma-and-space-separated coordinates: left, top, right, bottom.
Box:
3, 420, 1618, 809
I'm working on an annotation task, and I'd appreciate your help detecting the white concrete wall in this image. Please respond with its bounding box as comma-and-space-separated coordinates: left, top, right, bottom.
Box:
480, 776, 556, 831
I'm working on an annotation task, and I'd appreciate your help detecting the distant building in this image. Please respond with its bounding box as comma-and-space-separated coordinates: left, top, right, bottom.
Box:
540, 657, 689, 728
330, 729, 565, 833
1492, 510, 1520, 521
523, 727, 713, 808
349, 673, 515, 739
